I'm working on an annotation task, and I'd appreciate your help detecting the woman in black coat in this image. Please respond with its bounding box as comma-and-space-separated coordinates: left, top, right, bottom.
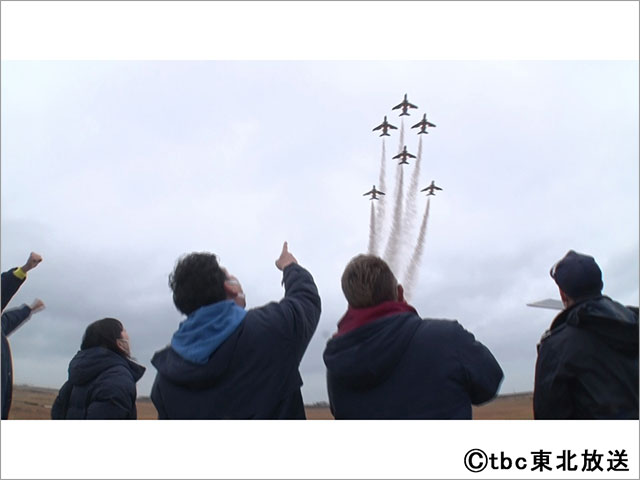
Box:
52, 318, 145, 419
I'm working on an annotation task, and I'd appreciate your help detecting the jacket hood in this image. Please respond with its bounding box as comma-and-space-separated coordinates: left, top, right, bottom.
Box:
171, 300, 246, 365
551, 296, 639, 354
68, 347, 145, 386
323, 312, 421, 389
152, 319, 244, 388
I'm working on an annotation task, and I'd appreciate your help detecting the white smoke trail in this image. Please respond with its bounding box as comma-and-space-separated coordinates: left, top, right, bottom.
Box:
375, 139, 387, 234
404, 135, 423, 222
403, 197, 431, 301
383, 165, 405, 275
367, 201, 377, 254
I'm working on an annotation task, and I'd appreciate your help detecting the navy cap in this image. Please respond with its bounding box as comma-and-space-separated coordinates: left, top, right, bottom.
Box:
550, 250, 603, 299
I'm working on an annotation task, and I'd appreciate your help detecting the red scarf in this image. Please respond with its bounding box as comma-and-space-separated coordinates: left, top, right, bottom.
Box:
335, 301, 418, 338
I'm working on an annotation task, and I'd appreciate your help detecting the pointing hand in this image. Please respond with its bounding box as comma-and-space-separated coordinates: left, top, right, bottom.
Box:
275, 242, 298, 271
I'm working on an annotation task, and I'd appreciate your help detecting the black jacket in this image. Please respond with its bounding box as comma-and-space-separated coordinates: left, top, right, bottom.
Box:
323, 313, 504, 419
1, 268, 28, 420
534, 296, 639, 419
150, 263, 321, 419
51, 347, 146, 419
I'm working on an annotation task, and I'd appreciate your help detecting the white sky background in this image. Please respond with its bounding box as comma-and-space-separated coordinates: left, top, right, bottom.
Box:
1, 4, 638, 406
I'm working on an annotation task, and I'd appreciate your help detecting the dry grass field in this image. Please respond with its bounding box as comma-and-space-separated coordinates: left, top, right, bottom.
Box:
8, 385, 533, 420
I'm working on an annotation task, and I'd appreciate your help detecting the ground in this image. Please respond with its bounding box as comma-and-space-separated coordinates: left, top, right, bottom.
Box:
8, 385, 533, 420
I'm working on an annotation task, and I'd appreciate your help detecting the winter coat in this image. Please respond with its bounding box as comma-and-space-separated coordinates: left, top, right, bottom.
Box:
51, 347, 146, 419
150, 263, 321, 419
323, 312, 504, 419
534, 295, 639, 419
1, 268, 28, 420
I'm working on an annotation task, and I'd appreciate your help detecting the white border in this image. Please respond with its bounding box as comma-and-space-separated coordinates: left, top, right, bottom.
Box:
0, 1, 638, 60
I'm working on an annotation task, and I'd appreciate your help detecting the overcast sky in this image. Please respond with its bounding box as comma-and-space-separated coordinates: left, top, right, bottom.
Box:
2, 60, 637, 403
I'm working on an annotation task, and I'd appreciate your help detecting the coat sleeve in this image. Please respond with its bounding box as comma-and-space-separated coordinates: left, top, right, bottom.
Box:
533, 338, 574, 419
1, 305, 32, 337
150, 376, 168, 420
255, 264, 322, 363
454, 322, 504, 405
1, 269, 26, 312
51, 381, 73, 419
86, 376, 136, 419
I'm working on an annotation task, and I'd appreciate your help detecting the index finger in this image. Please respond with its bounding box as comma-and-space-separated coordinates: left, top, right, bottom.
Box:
281, 241, 288, 254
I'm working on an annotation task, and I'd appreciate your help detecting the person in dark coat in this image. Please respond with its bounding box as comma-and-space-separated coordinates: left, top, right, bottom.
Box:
1, 252, 45, 420
150, 241, 321, 419
534, 250, 639, 419
323, 254, 503, 419
52, 317, 145, 419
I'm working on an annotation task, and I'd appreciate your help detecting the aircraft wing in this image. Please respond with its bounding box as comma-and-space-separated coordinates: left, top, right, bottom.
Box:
526, 299, 563, 310
388, 124, 398, 129
407, 152, 416, 158
426, 121, 437, 127
363, 190, 374, 196
392, 103, 402, 110
411, 121, 423, 128
372, 124, 382, 131
407, 102, 418, 108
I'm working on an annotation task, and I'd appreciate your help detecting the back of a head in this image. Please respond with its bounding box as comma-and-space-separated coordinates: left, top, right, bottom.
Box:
169, 252, 227, 315
550, 250, 603, 301
81, 317, 126, 357
341, 254, 398, 308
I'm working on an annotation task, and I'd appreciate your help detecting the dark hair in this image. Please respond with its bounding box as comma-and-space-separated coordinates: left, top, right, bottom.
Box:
169, 252, 227, 315
81, 318, 127, 357
341, 254, 398, 308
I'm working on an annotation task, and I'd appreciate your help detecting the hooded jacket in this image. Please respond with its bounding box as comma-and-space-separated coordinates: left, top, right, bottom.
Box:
1, 268, 28, 420
51, 347, 146, 419
150, 263, 321, 419
323, 308, 504, 419
534, 295, 639, 419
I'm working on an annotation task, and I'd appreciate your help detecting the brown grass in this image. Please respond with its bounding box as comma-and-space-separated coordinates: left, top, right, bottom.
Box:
9, 385, 533, 420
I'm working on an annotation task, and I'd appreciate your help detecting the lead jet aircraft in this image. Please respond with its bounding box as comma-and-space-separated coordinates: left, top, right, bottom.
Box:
392, 94, 418, 116
372, 116, 398, 137
411, 113, 437, 134
392, 145, 416, 165
363, 185, 385, 200
421, 180, 443, 196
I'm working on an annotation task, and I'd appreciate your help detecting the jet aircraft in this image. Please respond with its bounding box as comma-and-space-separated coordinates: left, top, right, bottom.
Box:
392, 145, 416, 165
372, 116, 398, 137
392, 94, 418, 116
411, 113, 437, 134
363, 185, 385, 200
421, 181, 443, 196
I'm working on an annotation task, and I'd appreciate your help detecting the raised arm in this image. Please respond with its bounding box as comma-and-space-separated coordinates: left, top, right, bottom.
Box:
259, 242, 322, 363
1, 252, 43, 311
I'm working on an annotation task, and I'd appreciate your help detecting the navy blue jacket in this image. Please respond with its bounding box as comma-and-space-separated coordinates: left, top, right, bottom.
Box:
323, 313, 504, 419
534, 296, 639, 419
150, 263, 321, 419
51, 347, 146, 419
1, 268, 29, 420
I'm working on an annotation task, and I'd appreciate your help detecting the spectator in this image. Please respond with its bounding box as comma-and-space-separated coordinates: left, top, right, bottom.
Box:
1, 252, 45, 420
52, 317, 145, 419
323, 254, 503, 419
534, 250, 639, 419
151, 242, 321, 419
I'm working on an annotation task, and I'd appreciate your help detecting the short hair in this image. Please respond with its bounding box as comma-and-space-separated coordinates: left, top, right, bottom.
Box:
81, 317, 127, 358
341, 254, 398, 308
169, 252, 227, 315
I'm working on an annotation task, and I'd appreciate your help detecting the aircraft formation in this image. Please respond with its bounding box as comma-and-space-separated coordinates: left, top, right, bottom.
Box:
364, 93, 444, 301
365, 93, 442, 200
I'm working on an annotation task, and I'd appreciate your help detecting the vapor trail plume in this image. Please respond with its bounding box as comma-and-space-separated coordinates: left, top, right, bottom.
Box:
403, 197, 431, 301
375, 139, 387, 233
367, 201, 377, 254
383, 165, 405, 275
403, 135, 423, 236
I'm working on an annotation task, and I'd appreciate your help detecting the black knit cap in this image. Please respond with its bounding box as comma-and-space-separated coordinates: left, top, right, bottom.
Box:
550, 250, 603, 299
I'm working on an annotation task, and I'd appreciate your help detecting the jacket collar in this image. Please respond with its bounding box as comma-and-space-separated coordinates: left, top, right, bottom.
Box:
335, 300, 417, 338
